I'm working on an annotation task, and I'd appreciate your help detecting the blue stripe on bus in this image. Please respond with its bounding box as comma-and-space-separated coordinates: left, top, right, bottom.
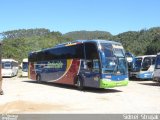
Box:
136, 72, 153, 79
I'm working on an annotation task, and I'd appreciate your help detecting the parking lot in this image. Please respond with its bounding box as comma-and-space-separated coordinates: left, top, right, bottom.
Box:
0, 76, 160, 114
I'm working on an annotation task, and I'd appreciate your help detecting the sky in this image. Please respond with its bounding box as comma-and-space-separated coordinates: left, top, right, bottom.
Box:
0, 0, 160, 35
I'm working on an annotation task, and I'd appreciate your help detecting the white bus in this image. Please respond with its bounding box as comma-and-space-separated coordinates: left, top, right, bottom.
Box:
130, 55, 156, 79
21, 58, 28, 77
153, 53, 160, 82
2, 59, 19, 77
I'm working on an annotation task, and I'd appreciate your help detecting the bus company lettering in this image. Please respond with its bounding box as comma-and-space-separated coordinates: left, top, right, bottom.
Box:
46, 61, 64, 69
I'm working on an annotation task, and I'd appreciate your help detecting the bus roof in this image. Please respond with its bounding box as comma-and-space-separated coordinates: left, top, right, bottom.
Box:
22, 58, 28, 62
2, 59, 18, 63
136, 55, 156, 59
30, 39, 122, 53
55, 39, 121, 47
76, 39, 121, 44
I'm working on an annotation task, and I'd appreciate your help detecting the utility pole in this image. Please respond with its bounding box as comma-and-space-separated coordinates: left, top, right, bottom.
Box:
0, 42, 3, 95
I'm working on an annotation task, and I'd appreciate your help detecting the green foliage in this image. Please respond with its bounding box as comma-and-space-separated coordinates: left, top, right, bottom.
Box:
1, 29, 72, 62
65, 28, 160, 56
145, 34, 160, 54
64, 30, 113, 40
113, 27, 160, 56
1, 27, 160, 62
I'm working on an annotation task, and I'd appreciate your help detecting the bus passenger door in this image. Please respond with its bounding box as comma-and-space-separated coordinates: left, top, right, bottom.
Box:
83, 59, 100, 88
83, 43, 100, 88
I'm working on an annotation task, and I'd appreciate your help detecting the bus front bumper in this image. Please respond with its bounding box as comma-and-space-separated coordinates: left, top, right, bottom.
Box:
100, 79, 129, 88
136, 72, 153, 79
2, 72, 13, 77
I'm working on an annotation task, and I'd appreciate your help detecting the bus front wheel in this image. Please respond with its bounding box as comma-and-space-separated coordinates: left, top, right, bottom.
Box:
0, 90, 3, 95
76, 76, 83, 90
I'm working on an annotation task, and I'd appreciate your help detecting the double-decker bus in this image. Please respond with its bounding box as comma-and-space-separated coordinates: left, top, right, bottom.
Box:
28, 40, 128, 89
130, 55, 156, 79
21, 58, 28, 77
153, 53, 160, 82
0, 42, 3, 95
2, 59, 19, 77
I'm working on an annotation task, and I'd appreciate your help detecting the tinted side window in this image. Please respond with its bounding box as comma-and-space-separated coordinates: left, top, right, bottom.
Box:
47, 44, 84, 59
29, 52, 37, 62
85, 43, 98, 59
37, 51, 45, 61
39, 44, 84, 61
74, 44, 84, 59
29, 44, 84, 62
51, 44, 84, 59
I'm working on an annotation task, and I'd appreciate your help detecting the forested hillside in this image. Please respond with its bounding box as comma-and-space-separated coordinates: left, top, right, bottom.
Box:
114, 27, 160, 55
0, 29, 72, 62
64, 30, 112, 40
0, 27, 160, 62
64, 27, 160, 55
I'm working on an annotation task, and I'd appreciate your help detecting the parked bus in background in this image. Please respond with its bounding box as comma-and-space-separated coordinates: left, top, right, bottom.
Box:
125, 52, 135, 78
2, 59, 19, 77
28, 40, 128, 90
125, 52, 135, 72
130, 55, 156, 80
0, 42, 3, 95
153, 53, 160, 82
21, 58, 28, 77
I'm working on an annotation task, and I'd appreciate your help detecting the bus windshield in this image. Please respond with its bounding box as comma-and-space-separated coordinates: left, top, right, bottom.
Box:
100, 43, 127, 75
141, 57, 155, 71
22, 62, 28, 72
2, 62, 12, 69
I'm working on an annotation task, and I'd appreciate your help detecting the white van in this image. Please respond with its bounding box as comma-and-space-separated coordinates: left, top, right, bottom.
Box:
130, 55, 156, 79
2, 59, 19, 77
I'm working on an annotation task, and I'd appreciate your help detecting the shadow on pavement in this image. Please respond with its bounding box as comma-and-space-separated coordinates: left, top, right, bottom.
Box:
139, 82, 160, 87
129, 78, 152, 81
23, 80, 122, 94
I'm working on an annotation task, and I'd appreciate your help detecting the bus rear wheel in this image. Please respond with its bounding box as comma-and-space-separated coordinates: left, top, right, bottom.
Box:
36, 75, 41, 83
76, 76, 83, 90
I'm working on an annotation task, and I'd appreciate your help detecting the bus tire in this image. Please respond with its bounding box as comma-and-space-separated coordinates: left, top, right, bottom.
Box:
36, 75, 41, 83
11, 73, 14, 77
76, 76, 84, 90
0, 90, 4, 95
